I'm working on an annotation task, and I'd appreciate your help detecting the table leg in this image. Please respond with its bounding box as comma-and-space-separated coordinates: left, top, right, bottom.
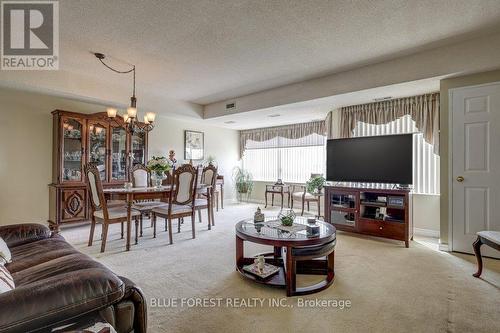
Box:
126, 193, 132, 251
236, 235, 244, 269
221, 185, 224, 209
285, 246, 296, 297
272, 193, 275, 207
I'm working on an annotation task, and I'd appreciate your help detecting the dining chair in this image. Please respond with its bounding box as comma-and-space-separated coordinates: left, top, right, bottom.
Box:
195, 164, 217, 227
85, 164, 141, 253
151, 164, 198, 244
290, 173, 323, 216
130, 164, 167, 237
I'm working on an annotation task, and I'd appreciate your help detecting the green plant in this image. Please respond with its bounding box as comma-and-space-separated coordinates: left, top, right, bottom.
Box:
306, 175, 326, 193
232, 166, 254, 194
278, 210, 296, 226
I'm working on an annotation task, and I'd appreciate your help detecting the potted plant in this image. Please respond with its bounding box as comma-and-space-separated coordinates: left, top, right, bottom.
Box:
306, 175, 326, 194
232, 166, 253, 201
147, 156, 172, 188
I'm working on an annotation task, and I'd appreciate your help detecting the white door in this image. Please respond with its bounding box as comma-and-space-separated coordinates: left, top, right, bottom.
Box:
451, 82, 500, 257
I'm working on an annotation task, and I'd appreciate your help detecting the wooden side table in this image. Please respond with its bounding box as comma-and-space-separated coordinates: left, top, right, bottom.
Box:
265, 184, 290, 209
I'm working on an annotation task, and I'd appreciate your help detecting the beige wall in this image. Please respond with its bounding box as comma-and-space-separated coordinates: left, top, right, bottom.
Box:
439, 69, 500, 247
0, 87, 239, 227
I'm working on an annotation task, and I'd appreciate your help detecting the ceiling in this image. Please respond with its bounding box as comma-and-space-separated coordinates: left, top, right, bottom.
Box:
204, 77, 442, 129
2, 0, 500, 126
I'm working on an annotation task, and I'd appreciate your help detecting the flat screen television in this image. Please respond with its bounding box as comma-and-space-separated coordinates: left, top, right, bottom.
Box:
326, 134, 413, 185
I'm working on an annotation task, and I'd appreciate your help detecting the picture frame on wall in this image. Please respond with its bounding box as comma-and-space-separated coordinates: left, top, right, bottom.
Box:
184, 130, 204, 160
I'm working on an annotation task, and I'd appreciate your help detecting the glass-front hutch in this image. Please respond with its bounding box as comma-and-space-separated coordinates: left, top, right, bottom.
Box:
49, 110, 148, 231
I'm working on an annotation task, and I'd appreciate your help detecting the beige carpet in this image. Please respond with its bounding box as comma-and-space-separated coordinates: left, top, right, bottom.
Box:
62, 203, 500, 333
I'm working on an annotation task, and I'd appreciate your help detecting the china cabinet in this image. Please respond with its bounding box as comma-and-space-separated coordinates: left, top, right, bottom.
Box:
49, 110, 149, 231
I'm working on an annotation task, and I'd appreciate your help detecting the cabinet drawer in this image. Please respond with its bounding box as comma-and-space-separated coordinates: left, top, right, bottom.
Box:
358, 218, 405, 240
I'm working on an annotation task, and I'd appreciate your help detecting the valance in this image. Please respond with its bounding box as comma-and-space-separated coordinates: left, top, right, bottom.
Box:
240, 120, 326, 158
339, 93, 440, 154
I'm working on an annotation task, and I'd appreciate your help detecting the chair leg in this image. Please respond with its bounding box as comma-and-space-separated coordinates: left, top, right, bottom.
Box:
135, 218, 139, 245
140, 215, 143, 237
211, 204, 215, 227
198, 209, 202, 223
307, 201, 310, 211
88, 216, 96, 246
301, 200, 305, 216
272, 193, 274, 206
291, 197, 294, 209
207, 208, 211, 230
100, 222, 109, 253
473, 236, 483, 278
178, 217, 181, 233
120, 221, 124, 239
191, 212, 196, 239
165, 217, 168, 232
216, 194, 219, 212
168, 218, 173, 244
152, 213, 157, 238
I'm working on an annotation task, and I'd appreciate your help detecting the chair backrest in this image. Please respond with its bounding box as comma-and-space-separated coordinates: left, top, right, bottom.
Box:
201, 164, 218, 187
162, 169, 173, 186
85, 164, 107, 213
169, 164, 198, 206
132, 164, 150, 187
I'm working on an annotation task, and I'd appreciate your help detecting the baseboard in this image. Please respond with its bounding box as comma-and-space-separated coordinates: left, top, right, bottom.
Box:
438, 242, 450, 252
414, 228, 440, 238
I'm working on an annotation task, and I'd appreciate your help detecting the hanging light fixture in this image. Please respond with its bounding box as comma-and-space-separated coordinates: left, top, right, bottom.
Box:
94, 52, 155, 133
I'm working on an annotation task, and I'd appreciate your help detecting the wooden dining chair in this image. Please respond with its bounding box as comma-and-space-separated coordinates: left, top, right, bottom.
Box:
85, 164, 141, 253
195, 164, 217, 227
151, 164, 198, 244
131, 164, 167, 237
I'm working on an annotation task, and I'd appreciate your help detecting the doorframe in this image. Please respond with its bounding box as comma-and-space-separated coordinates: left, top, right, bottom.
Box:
448, 81, 500, 252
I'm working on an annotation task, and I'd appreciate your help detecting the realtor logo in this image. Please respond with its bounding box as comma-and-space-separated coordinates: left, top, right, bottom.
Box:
1, 0, 59, 70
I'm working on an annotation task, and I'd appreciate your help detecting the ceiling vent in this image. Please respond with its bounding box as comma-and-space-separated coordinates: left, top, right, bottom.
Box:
224, 120, 236, 124
226, 102, 236, 110
373, 96, 392, 102
268, 114, 281, 118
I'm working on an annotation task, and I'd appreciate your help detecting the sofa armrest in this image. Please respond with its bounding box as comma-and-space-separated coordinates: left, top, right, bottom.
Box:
0, 223, 52, 247
118, 276, 148, 333
0, 269, 124, 333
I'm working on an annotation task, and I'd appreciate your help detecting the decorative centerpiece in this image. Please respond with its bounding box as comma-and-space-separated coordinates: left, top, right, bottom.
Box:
254, 207, 265, 223
147, 156, 172, 188
278, 209, 296, 226
242, 255, 280, 279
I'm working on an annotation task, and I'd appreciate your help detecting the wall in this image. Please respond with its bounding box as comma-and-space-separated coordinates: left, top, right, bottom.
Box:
148, 117, 239, 201
0, 87, 239, 227
439, 69, 500, 248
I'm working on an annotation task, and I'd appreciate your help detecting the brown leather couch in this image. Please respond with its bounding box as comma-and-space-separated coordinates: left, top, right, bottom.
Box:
0, 224, 147, 333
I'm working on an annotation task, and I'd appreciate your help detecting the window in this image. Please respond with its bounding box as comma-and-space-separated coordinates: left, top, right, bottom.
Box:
242, 134, 326, 183
352, 115, 440, 195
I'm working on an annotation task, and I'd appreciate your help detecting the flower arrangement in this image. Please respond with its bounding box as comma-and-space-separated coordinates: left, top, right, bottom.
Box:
147, 156, 171, 173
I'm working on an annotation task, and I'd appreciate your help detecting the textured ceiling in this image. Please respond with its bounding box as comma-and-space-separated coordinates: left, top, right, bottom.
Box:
2, 0, 500, 120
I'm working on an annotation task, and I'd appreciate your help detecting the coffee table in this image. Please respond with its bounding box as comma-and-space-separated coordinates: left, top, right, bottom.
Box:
235, 216, 336, 296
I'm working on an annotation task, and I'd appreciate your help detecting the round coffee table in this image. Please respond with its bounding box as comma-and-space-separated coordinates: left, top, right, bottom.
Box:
235, 216, 336, 296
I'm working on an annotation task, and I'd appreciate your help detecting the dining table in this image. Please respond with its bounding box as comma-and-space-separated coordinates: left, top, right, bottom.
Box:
104, 184, 212, 251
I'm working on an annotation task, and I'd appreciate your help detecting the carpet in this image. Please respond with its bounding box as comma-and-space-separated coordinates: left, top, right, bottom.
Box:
62, 203, 500, 333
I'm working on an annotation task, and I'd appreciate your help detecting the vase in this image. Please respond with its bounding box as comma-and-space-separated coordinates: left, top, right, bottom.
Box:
151, 171, 166, 188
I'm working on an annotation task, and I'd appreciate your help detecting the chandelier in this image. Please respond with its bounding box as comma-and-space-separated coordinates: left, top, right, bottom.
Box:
94, 52, 156, 133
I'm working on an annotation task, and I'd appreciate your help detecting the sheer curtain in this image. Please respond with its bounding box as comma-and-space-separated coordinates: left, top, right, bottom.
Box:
243, 133, 326, 183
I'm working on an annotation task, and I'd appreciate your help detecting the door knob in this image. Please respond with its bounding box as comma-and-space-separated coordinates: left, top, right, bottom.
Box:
456, 176, 464, 182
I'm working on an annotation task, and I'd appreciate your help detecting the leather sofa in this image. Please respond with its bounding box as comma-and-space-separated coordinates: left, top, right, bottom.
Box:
0, 224, 147, 333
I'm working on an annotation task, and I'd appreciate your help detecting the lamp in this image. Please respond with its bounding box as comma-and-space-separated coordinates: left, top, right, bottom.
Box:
95, 52, 155, 133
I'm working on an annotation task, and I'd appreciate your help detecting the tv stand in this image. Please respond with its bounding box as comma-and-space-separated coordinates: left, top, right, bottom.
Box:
324, 186, 412, 247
